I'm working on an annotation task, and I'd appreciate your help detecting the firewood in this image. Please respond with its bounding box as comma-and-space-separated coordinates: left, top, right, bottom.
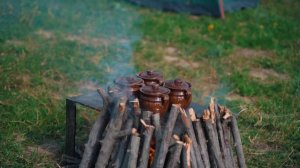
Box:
217, 106, 236, 168
151, 104, 180, 168
190, 109, 210, 168
115, 128, 137, 138
79, 88, 111, 168
222, 117, 237, 168
95, 97, 127, 168
202, 109, 225, 168
127, 134, 141, 168
131, 98, 142, 129
230, 115, 246, 168
182, 135, 193, 168
179, 108, 205, 168
112, 118, 134, 168
142, 110, 153, 125
212, 98, 233, 168
152, 113, 162, 150
138, 119, 155, 168
165, 141, 184, 168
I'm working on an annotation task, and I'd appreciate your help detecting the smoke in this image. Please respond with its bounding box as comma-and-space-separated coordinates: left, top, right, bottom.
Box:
92, 2, 141, 88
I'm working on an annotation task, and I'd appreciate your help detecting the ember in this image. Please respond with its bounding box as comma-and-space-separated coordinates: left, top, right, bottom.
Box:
69, 70, 246, 168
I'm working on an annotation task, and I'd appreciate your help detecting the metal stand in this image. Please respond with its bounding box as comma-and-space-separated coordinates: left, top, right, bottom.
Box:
65, 91, 104, 157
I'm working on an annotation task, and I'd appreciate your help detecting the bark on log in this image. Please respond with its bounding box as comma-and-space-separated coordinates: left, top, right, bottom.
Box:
222, 118, 236, 168
202, 109, 225, 168
142, 110, 153, 125
151, 104, 180, 168
138, 120, 155, 168
127, 134, 141, 168
165, 141, 183, 168
181, 143, 190, 168
213, 99, 231, 168
189, 108, 210, 168
203, 110, 225, 168
112, 118, 133, 168
95, 98, 127, 168
79, 88, 110, 168
192, 120, 210, 168
131, 99, 142, 129
182, 135, 193, 168
179, 108, 204, 168
230, 115, 247, 168
152, 113, 162, 151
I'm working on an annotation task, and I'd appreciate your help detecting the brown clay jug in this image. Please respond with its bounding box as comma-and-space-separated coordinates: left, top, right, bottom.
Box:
139, 84, 170, 116
136, 70, 164, 86
164, 79, 192, 109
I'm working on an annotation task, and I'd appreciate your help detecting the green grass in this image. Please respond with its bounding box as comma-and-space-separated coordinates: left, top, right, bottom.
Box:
0, 0, 300, 167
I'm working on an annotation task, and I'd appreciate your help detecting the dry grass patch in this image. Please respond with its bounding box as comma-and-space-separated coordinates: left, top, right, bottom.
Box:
5, 39, 25, 46
225, 93, 254, 104
222, 48, 275, 72
36, 30, 54, 39
249, 68, 289, 83
163, 46, 200, 69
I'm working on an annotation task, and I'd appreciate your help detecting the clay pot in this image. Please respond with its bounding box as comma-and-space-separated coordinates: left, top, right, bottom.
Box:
164, 79, 192, 109
139, 84, 170, 116
136, 70, 164, 86
113, 76, 144, 97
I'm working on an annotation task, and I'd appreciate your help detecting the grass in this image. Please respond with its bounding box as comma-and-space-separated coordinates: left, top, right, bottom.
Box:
0, 0, 299, 167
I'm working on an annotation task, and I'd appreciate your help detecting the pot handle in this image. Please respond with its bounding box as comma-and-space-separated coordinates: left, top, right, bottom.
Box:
155, 78, 164, 85
185, 89, 192, 98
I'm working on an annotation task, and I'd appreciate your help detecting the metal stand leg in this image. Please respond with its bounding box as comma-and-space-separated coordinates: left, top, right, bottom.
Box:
66, 99, 76, 157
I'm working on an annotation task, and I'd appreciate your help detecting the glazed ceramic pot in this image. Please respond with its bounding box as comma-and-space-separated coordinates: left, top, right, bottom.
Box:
164, 79, 192, 109
114, 76, 144, 97
136, 70, 164, 86
139, 84, 170, 116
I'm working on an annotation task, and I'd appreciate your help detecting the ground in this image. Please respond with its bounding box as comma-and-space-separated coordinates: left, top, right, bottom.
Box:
0, 0, 299, 167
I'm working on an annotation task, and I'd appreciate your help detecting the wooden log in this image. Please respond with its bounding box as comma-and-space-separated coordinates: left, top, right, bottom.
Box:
152, 113, 162, 150
165, 141, 184, 168
191, 119, 210, 168
127, 134, 141, 168
131, 98, 142, 129
179, 108, 205, 168
222, 117, 237, 168
142, 110, 153, 125
151, 104, 180, 168
138, 120, 155, 168
190, 108, 210, 168
212, 98, 232, 168
230, 115, 247, 168
115, 128, 137, 138
182, 135, 193, 168
79, 88, 110, 168
95, 98, 127, 168
112, 118, 134, 168
202, 109, 225, 168
218, 106, 236, 168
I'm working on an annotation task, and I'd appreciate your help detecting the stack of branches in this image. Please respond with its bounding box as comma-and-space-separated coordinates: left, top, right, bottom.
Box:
75, 88, 246, 168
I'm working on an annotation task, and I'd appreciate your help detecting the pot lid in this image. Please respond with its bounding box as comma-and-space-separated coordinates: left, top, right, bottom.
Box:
137, 70, 163, 80
164, 78, 191, 90
140, 84, 170, 96
114, 76, 143, 87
